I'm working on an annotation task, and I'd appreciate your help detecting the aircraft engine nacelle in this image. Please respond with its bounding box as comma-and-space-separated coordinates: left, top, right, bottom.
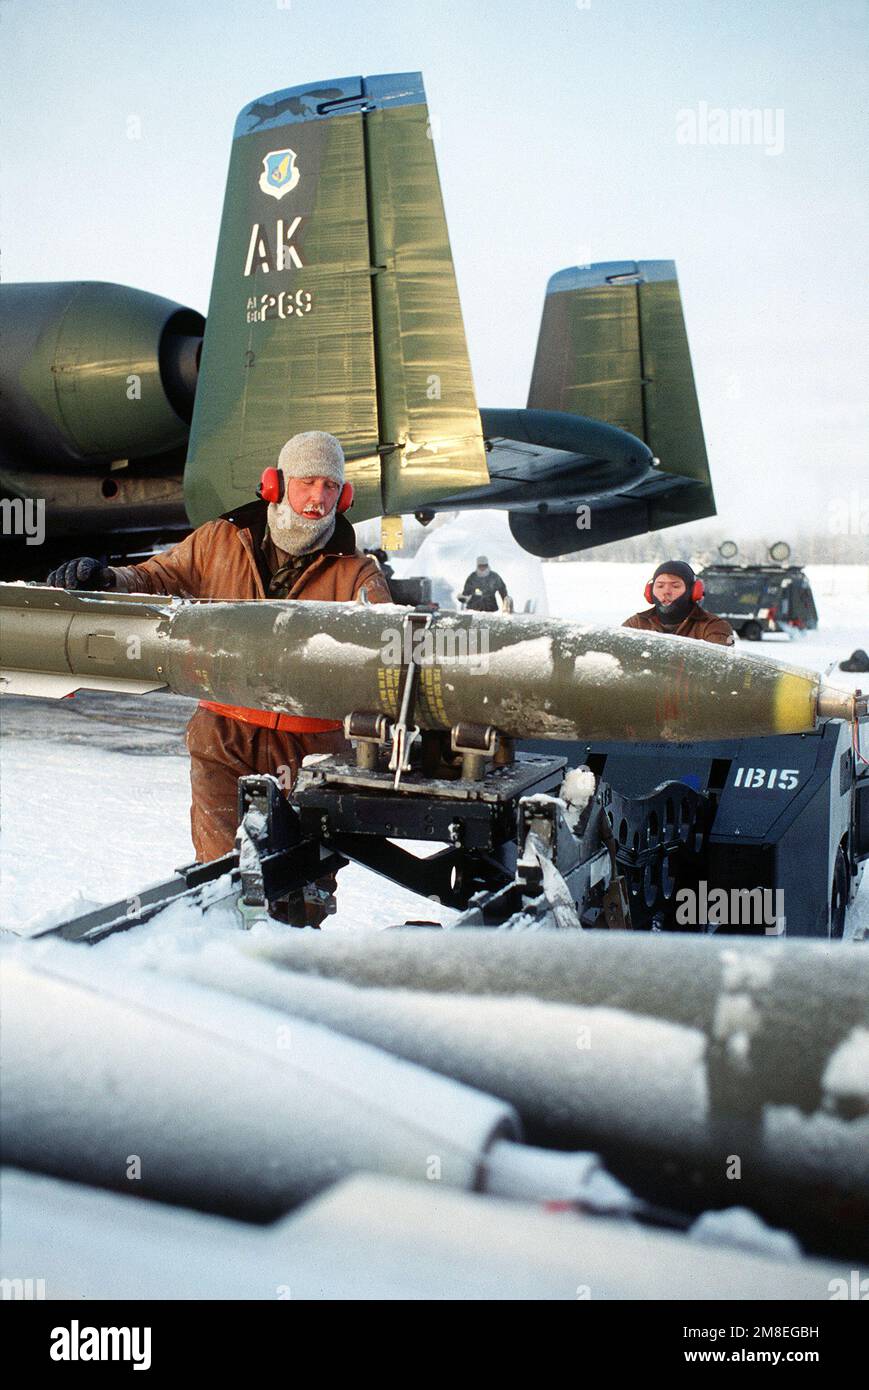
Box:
0, 282, 203, 468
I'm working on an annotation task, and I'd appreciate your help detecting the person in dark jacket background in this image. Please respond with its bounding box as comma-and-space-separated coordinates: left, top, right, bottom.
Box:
458, 556, 510, 612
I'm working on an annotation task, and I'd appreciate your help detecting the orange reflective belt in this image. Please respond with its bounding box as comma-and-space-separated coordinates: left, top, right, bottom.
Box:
198, 700, 342, 734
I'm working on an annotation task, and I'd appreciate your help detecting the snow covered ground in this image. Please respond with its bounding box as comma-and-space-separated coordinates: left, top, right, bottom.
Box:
1, 552, 867, 937
0, 733, 460, 937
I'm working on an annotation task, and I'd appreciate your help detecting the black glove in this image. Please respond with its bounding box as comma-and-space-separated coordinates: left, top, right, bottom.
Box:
45, 557, 116, 590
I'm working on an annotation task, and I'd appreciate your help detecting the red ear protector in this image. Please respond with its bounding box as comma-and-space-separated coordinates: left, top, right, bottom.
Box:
257, 469, 354, 513
644, 576, 704, 604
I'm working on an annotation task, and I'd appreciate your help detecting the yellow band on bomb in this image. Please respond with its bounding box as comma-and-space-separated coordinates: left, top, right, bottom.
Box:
772, 670, 819, 733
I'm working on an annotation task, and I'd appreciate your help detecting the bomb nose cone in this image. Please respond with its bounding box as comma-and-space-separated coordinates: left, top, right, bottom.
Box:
817, 685, 868, 721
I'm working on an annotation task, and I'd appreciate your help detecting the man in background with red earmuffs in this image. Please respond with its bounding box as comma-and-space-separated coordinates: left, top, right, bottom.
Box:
46, 433, 393, 908
623, 560, 734, 646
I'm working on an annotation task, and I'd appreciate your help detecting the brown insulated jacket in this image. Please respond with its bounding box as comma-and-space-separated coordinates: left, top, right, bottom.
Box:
111, 503, 393, 861
111, 502, 391, 605
622, 604, 735, 646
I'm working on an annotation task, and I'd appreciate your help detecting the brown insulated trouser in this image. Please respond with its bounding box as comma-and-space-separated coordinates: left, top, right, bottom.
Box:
185, 707, 347, 921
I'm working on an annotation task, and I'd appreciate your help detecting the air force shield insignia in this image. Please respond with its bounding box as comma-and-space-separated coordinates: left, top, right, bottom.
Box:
259, 149, 300, 199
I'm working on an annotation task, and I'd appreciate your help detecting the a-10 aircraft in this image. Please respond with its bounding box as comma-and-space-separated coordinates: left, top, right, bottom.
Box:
0, 71, 716, 578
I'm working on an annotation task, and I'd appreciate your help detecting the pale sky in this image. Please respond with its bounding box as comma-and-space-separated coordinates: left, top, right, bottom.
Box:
2, 0, 867, 536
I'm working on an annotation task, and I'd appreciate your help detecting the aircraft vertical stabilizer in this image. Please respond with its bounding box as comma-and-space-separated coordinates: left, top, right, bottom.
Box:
526, 261, 716, 538
184, 74, 487, 527
363, 74, 489, 514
